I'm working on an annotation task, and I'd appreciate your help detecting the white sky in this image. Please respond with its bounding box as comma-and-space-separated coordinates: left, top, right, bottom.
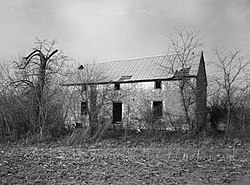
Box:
0, 0, 250, 64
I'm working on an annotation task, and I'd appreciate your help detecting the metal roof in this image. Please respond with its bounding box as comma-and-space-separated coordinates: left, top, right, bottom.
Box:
64, 55, 198, 86
99, 55, 172, 83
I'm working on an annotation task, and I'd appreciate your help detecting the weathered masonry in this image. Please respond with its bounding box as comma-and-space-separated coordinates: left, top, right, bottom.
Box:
63, 52, 207, 130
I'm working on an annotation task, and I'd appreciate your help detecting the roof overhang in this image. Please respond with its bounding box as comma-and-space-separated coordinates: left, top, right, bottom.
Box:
62, 75, 197, 86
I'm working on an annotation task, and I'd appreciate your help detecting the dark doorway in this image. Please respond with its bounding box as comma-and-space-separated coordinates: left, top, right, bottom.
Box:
153, 101, 163, 118
113, 102, 122, 123
81, 102, 88, 116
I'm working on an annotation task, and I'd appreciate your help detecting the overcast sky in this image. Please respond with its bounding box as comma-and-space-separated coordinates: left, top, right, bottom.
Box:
0, 0, 250, 63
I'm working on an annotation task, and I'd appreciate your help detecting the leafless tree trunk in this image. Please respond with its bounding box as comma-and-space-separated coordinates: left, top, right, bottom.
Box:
6, 39, 69, 140
165, 28, 203, 129
212, 47, 250, 134
65, 61, 113, 144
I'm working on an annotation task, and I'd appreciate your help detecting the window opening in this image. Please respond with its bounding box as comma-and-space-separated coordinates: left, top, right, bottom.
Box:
155, 80, 162, 89
81, 102, 88, 116
82, 84, 87, 91
114, 83, 120, 90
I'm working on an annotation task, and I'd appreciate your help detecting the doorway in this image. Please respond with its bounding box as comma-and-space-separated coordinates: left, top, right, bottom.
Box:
113, 102, 122, 123
153, 101, 163, 118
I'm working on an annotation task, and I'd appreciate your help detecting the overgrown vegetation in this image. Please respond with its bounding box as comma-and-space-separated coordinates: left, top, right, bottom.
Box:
0, 29, 250, 184
210, 47, 250, 135
0, 39, 70, 142
165, 28, 203, 130
0, 33, 249, 143
63, 62, 114, 144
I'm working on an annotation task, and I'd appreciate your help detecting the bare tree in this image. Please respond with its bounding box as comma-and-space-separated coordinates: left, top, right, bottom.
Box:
6, 39, 69, 140
211, 47, 250, 134
0, 63, 12, 139
65, 61, 114, 144
165, 28, 203, 129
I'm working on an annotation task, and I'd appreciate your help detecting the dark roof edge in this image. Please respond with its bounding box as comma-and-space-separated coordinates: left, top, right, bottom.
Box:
61, 75, 197, 86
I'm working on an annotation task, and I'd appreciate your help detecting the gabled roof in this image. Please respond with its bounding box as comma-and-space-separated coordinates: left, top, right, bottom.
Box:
100, 55, 172, 83
64, 55, 198, 86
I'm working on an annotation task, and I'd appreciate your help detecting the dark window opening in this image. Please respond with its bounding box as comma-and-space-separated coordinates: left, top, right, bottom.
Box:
81, 102, 88, 116
155, 80, 162, 89
153, 101, 163, 118
113, 102, 122, 123
82, 84, 87, 91
75, 122, 82, 128
114, 83, 120, 90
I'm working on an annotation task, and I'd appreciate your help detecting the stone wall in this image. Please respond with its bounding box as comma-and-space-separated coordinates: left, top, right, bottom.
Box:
111, 80, 196, 129
65, 80, 196, 130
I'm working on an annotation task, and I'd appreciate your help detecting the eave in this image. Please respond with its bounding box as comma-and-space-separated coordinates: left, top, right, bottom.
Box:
61, 75, 197, 87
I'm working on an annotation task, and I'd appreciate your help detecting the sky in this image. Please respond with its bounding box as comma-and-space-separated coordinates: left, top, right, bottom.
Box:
0, 0, 250, 64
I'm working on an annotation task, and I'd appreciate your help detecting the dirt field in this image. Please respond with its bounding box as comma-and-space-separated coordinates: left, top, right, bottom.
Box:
0, 139, 249, 184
